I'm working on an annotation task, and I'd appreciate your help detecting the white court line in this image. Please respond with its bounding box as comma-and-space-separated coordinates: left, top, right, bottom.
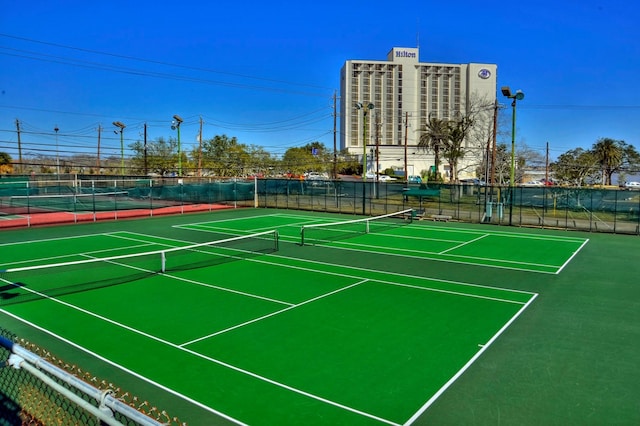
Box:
173, 214, 270, 226
102, 232, 529, 307
79, 252, 294, 307
0, 242, 156, 269
175, 218, 321, 236
172, 213, 324, 230
309, 238, 561, 273
410, 222, 588, 242
179, 280, 367, 346
298, 225, 575, 273
403, 292, 539, 425
1, 275, 400, 426
0, 309, 250, 426
106, 230, 537, 298
0, 232, 117, 247
556, 238, 590, 274
261, 251, 537, 297
438, 233, 489, 255
1, 227, 538, 425
240, 253, 530, 305
0, 232, 158, 269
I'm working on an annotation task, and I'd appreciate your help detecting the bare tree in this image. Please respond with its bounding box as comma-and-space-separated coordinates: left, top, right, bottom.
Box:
418, 93, 495, 182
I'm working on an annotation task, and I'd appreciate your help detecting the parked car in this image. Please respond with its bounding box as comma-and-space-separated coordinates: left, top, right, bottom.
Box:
378, 175, 396, 182
305, 172, 329, 180
624, 181, 640, 189
520, 181, 544, 187
460, 178, 486, 186
408, 175, 422, 183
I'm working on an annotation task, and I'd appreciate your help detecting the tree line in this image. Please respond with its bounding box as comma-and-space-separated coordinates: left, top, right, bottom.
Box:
132, 136, 360, 177
0, 135, 359, 177
1, 127, 638, 186
551, 138, 640, 186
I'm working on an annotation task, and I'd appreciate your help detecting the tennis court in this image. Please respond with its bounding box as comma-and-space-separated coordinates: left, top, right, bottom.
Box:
0, 208, 610, 425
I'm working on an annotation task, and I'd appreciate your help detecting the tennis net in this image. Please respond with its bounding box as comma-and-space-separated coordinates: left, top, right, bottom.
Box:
0, 230, 278, 305
9, 191, 130, 212
300, 209, 413, 246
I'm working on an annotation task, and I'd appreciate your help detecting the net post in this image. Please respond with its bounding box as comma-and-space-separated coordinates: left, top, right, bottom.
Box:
160, 251, 166, 273
365, 220, 370, 234
300, 226, 305, 246
274, 230, 279, 251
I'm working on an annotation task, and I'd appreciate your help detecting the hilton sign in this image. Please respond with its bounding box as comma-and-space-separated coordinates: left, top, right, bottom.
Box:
395, 50, 417, 58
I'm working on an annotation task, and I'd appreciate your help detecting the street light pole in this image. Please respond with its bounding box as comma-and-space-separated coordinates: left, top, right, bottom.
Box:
355, 102, 374, 214
355, 102, 374, 180
112, 121, 126, 176
54, 126, 59, 176
172, 115, 184, 176
501, 86, 524, 225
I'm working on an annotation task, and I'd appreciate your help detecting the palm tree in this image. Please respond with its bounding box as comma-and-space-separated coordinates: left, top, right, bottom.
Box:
592, 138, 623, 185
418, 116, 449, 181
444, 116, 473, 182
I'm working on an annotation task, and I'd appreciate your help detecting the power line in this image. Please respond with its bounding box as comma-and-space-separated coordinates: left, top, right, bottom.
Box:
0, 33, 334, 91
0, 34, 333, 97
521, 104, 640, 110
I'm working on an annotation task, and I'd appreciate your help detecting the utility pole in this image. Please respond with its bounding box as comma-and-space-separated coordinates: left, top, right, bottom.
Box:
15, 119, 22, 174
545, 141, 549, 184
373, 112, 381, 198
144, 123, 148, 176
332, 91, 337, 179
404, 112, 409, 183
485, 122, 491, 186
375, 112, 381, 179
96, 125, 101, 174
198, 116, 204, 177
491, 99, 498, 186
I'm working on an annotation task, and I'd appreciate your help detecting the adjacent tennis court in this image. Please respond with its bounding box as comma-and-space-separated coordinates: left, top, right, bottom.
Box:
176, 211, 588, 274
0, 208, 598, 425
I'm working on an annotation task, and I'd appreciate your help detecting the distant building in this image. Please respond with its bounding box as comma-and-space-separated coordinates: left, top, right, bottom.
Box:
340, 47, 496, 180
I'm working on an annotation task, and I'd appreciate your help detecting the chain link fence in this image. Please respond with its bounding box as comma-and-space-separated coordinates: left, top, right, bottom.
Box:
0, 326, 185, 425
257, 179, 640, 235
2, 175, 639, 235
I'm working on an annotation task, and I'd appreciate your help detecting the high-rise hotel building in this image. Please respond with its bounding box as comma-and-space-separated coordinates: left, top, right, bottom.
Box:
340, 47, 497, 179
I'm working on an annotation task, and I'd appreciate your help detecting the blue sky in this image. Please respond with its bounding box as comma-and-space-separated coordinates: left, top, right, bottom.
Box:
1, 0, 639, 166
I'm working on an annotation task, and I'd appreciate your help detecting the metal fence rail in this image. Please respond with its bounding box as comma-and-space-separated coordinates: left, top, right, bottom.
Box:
0, 327, 183, 425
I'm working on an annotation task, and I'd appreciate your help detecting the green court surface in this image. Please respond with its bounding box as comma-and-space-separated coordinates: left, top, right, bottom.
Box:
1, 208, 638, 425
